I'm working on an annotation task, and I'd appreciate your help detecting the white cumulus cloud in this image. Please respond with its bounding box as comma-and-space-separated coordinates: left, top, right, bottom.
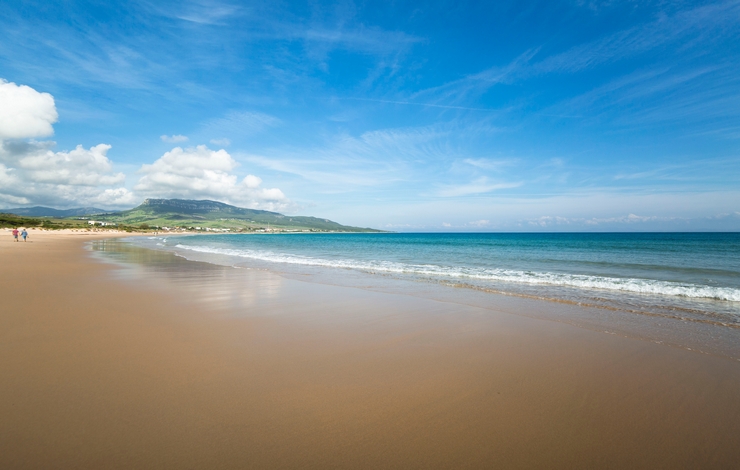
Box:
15, 143, 125, 186
0, 79, 58, 139
135, 145, 291, 211
0, 140, 135, 208
0, 80, 135, 209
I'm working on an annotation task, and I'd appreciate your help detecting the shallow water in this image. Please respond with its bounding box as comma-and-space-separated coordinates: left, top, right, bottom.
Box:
89, 235, 740, 360
124, 232, 740, 325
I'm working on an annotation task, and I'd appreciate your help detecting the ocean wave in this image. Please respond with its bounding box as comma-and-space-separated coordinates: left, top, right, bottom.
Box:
173, 244, 740, 302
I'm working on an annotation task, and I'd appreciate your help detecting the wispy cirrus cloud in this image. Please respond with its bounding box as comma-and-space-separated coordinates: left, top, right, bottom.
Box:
296, 25, 421, 57
532, 1, 740, 76
412, 1, 740, 108
435, 178, 523, 197
173, 0, 243, 25
540, 64, 740, 131
0, 0, 420, 105
210, 138, 231, 147
200, 111, 281, 140
241, 125, 446, 189
462, 158, 517, 171
343, 97, 491, 112
242, 154, 390, 189
411, 49, 539, 105
0, 22, 174, 95
160, 134, 188, 143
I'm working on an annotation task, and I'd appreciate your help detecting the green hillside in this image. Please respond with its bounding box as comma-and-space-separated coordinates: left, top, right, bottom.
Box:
94, 199, 381, 233
2, 206, 107, 217
0, 213, 90, 230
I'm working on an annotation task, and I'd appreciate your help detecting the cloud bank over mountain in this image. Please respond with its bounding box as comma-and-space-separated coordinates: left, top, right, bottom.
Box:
0, 80, 134, 207
136, 145, 291, 211
0, 82, 291, 211
0, 140, 135, 207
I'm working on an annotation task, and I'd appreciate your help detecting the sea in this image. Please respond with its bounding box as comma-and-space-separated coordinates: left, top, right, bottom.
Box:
120, 232, 740, 327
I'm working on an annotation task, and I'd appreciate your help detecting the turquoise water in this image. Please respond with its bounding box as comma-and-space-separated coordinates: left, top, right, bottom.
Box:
135, 232, 740, 324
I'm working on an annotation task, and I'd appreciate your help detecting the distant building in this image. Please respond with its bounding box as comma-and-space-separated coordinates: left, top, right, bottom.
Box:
87, 221, 117, 226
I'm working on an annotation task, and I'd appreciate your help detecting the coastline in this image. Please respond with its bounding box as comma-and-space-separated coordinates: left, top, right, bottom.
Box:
130, 232, 740, 361
3, 232, 740, 468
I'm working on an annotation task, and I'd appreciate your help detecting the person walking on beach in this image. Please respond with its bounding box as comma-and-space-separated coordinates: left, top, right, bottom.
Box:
12, 228, 19, 242
21, 229, 28, 241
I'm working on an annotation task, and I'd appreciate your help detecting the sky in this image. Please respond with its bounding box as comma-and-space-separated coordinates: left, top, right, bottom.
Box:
1, 0, 739, 231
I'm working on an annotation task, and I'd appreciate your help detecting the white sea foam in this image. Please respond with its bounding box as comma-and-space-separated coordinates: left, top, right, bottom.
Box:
173, 244, 740, 302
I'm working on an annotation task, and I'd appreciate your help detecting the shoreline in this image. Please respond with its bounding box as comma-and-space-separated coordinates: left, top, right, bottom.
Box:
124, 233, 740, 362
3, 232, 740, 468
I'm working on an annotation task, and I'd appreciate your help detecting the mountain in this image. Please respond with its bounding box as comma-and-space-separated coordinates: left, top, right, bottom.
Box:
96, 199, 381, 232
1, 206, 107, 217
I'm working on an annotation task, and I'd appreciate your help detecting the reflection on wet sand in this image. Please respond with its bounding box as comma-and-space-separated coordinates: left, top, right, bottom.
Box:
92, 238, 740, 361
91, 239, 285, 315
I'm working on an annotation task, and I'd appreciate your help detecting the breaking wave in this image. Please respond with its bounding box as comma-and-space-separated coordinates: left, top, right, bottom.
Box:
174, 244, 740, 302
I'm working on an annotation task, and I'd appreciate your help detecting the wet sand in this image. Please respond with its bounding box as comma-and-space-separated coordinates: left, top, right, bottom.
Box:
2, 232, 740, 469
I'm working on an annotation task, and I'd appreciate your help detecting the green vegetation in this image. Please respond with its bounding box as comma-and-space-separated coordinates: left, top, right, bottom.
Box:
0, 213, 42, 228
93, 199, 382, 233
1, 206, 107, 217
2, 199, 382, 233
0, 213, 89, 230
0, 212, 150, 232
0, 215, 168, 233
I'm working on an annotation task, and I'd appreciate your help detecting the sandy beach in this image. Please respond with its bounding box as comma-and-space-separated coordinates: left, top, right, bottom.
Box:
2, 231, 740, 469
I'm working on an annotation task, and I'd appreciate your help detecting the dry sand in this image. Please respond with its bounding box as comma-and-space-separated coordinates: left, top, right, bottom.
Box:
2, 231, 740, 469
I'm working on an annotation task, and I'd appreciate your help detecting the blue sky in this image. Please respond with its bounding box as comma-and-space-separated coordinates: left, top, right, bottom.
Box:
1, 0, 739, 231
